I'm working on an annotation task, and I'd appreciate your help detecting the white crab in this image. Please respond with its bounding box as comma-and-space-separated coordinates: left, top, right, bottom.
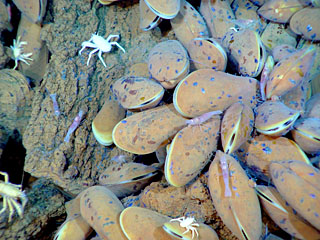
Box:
0, 172, 27, 222
170, 216, 200, 239
10, 36, 33, 70
79, 33, 125, 68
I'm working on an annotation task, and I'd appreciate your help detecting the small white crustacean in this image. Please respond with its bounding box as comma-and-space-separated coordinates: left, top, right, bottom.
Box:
10, 36, 33, 70
79, 33, 126, 68
170, 216, 200, 239
0, 171, 28, 222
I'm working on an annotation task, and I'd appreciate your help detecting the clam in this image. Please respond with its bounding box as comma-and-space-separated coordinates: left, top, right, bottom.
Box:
17, 15, 49, 84
12, 0, 47, 23
139, 0, 161, 31
186, 38, 227, 71
223, 29, 266, 77
291, 118, 320, 154
256, 185, 320, 239
112, 104, 187, 154
270, 160, 320, 230
257, 0, 303, 23
148, 40, 189, 89
165, 116, 221, 187
54, 192, 93, 240
221, 102, 254, 154
170, 0, 209, 48
261, 23, 297, 52
112, 76, 164, 111
208, 151, 262, 240
272, 44, 297, 62
99, 162, 159, 197
199, 0, 236, 40
0, 1, 12, 32
237, 135, 310, 181
290, 7, 320, 41
92, 93, 126, 146
144, 0, 180, 19
304, 93, 320, 118
266, 46, 317, 99
119, 206, 175, 239
80, 186, 126, 239
255, 100, 300, 137
173, 69, 259, 118
163, 220, 219, 240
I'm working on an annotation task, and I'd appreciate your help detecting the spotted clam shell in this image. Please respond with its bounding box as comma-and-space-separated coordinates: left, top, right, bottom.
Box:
237, 135, 310, 181
256, 185, 320, 239
186, 38, 227, 71
99, 162, 159, 197
257, 0, 304, 23
270, 160, 320, 230
144, 0, 180, 19
255, 101, 300, 137
221, 102, 254, 154
208, 151, 262, 240
148, 40, 189, 89
112, 104, 187, 154
200, 0, 236, 40
223, 29, 266, 77
165, 116, 221, 187
112, 76, 164, 111
290, 7, 320, 41
170, 0, 209, 48
266, 46, 317, 99
173, 69, 259, 118
80, 186, 126, 239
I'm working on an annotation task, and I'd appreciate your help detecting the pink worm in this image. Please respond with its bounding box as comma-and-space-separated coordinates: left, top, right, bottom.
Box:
220, 154, 232, 197
50, 93, 60, 117
185, 110, 222, 126
64, 110, 84, 142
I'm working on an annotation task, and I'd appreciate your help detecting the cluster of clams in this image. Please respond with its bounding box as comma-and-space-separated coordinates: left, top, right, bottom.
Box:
87, 0, 320, 239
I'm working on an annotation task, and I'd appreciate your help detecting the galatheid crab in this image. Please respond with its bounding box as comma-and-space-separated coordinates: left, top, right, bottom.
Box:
170, 216, 199, 239
0, 171, 27, 222
10, 36, 33, 70
79, 33, 125, 68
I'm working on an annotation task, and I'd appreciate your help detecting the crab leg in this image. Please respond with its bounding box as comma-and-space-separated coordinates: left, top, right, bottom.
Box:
87, 48, 99, 66
7, 198, 14, 222
98, 50, 107, 68
0, 196, 7, 215
111, 42, 126, 53
106, 34, 119, 42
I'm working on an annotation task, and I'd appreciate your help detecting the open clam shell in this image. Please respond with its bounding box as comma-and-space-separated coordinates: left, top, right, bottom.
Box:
148, 40, 189, 89
80, 186, 126, 239
165, 116, 221, 187
223, 29, 266, 77
170, 0, 209, 48
92, 94, 126, 146
112, 76, 164, 111
256, 185, 320, 239
144, 0, 180, 19
291, 118, 320, 154
270, 160, 320, 230
119, 206, 175, 239
221, 102, 254, 154
257, 0, 303, 23
163, 220, 219, 240
208, 151, 262, 240
99, 162, 159, 197
139, 0, 162, 31
237, 135, 310, 181
290, 7, 320, 41
266, 46, 317, 99
186, 38, 227, 71
255, 100, 300, 137
112, 104, 187, 154
173, 69, 259, 118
